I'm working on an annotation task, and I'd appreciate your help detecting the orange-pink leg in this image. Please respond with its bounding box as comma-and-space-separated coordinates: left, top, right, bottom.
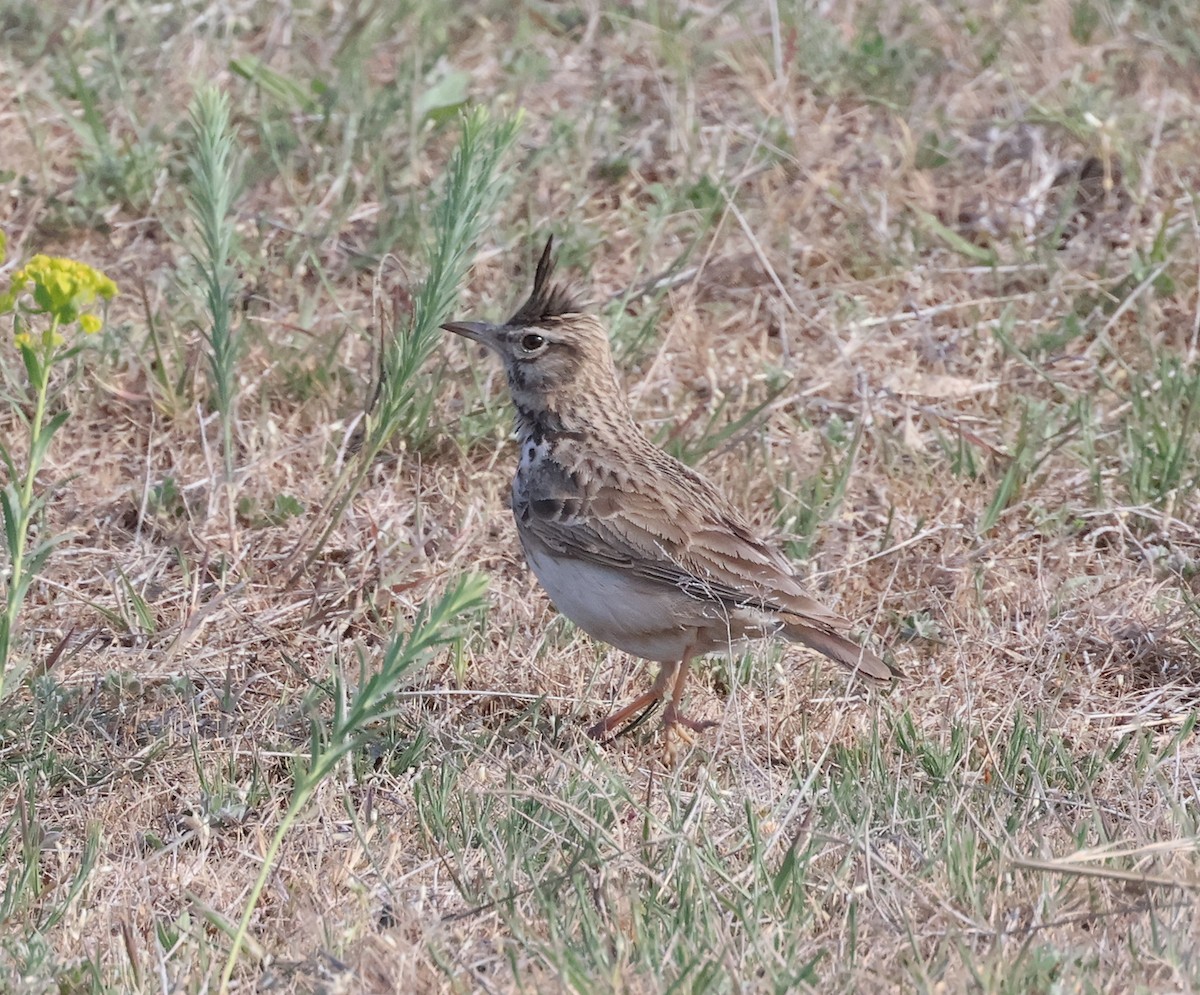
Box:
662, 652, 718, 742
587, 660, 677, 741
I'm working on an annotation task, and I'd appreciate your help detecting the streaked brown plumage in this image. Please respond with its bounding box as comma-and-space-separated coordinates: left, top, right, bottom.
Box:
443, 237, 897, 749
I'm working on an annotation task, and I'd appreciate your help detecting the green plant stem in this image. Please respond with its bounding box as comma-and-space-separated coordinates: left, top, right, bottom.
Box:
218, 787, 307, 992
219, 740, 364, 986
217, 573, 485, 988
0, 318, 56, 699
219, 734, 365, 987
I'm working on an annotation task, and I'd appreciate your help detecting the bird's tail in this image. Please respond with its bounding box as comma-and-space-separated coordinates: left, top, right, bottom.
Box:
780, 620, 900, 682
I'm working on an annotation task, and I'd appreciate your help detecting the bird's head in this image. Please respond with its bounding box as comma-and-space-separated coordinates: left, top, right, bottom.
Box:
442, 237, 624, 423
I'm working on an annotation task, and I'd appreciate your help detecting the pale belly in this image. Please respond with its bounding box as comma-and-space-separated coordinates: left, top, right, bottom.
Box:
520, 539, 707, 662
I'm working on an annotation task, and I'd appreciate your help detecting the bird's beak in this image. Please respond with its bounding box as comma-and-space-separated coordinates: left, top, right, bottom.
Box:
440, 320, 498, 346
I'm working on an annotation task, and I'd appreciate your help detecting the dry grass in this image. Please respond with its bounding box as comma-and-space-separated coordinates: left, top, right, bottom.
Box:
2, 1, 1199, 992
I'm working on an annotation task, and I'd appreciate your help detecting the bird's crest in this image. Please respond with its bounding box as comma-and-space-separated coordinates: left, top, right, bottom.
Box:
508, 236, 581, 327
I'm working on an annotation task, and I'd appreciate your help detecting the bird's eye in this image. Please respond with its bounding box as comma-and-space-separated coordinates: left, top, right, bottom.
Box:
520, 333, 546, 352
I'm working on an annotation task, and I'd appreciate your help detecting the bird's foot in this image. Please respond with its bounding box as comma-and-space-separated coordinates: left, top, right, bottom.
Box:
661, 704, 718, 761
662, 703, 718, 734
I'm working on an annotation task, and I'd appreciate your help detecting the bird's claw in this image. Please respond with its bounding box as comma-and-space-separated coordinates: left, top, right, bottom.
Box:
662, 704, 718, 761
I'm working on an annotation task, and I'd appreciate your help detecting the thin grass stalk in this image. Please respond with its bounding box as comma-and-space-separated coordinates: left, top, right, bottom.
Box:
217, 572, 487, 990
186, 86, 242, 511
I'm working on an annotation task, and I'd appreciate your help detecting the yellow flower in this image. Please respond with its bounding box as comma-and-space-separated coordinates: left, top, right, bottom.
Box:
4, 254, 118, 326
79, 313, 102, 334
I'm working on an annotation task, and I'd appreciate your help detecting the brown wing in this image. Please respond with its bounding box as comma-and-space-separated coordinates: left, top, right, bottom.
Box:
518, 447, 844, 628
517, 449, 897, 680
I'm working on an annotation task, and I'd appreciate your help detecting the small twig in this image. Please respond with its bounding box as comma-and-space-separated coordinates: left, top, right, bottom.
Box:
1011, 854, 1200, 891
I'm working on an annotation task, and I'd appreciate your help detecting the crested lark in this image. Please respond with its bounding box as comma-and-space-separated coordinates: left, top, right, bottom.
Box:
443, 238, 897, 748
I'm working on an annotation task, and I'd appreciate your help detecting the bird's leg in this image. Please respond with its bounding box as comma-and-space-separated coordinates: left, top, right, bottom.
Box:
661, 651, 718, 743
587, 660, 676, 741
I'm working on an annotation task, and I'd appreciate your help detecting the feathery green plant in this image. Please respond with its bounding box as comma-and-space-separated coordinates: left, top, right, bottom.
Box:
365, 107, 522, 453
218, 572, 487, 989
294, 108, 521, 572
186, 86, 242, 496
